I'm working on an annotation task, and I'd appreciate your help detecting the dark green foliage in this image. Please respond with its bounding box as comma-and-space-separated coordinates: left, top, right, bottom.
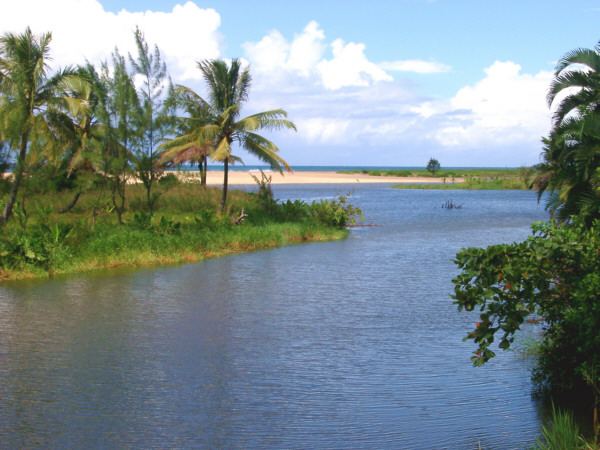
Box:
452, 217, 600, 399
0, 222, 74, 270
277, 200, 312, 222
426, 158, 441, 176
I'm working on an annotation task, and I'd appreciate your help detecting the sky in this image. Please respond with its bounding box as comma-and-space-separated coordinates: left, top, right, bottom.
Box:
1, 0, 599, 167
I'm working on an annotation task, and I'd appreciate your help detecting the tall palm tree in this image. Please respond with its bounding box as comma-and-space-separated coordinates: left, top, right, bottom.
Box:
0, 27, 89, 225
547, 40, 600, 127
195, 59, 296, 210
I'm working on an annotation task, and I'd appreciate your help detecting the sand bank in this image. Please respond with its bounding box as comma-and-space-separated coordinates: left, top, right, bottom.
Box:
177, 170, 449, 185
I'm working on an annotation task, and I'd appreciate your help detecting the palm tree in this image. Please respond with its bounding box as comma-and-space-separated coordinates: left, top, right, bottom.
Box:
547, 40, 600, 126
159, 85, 212, 186
533, 40, 600, 221
195, 59, 296, 210
0, 27, 89, 225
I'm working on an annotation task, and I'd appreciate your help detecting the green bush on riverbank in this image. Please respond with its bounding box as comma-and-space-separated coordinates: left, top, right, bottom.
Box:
0, 183, 358, 281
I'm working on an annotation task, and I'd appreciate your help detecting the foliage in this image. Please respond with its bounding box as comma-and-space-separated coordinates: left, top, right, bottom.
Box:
0, 183, 349, 280
0, 27, 89, 225
452, 217, 600, 399
426, 158, 441, 176
530, 40, 600, 220
128, 27, 172, 213
309, 192, 364, 228
250, 170, 276, 212
189, 59, 296, 209
535, 404, 583, 450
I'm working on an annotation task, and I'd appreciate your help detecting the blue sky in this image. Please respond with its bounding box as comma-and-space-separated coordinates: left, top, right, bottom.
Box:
2, 1, 600, 167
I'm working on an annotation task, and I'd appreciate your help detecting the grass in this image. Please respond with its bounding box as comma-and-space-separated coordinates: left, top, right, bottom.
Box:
534, 404, 599, 449
0, 183, 348, 281
341, 168, 532, 190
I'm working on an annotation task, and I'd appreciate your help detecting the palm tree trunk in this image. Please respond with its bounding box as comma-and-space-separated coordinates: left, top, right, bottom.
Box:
201, 156, 207, 187
220, 159, 228, 210
0, 134, 28, 226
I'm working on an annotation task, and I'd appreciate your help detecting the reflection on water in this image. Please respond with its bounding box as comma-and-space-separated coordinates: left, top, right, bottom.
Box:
0, 185, 549, 448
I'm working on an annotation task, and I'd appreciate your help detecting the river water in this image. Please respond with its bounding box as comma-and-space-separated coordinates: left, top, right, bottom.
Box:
0, 184, 549, 448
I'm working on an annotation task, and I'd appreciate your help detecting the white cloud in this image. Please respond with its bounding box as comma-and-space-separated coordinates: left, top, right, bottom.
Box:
0, 4, 555, 166
379, 60, 451, 74
0, 0, 223, 82
426, 61, 553, 150
243, 21, 392, 90
317, 39, 392, 89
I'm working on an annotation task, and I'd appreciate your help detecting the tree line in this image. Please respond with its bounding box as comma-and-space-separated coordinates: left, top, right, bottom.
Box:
0, 27, 295, 227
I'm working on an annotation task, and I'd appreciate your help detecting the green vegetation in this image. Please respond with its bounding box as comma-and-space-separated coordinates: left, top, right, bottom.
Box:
452, 40, 600, 442
161, 59, 295, 210
0, 28, 355, 281
342, 167, 532, 189
534, 404, 598, 449
0, 181, 361, 281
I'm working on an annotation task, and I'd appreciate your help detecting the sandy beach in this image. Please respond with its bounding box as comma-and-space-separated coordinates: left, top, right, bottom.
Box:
178, 170, 446, 185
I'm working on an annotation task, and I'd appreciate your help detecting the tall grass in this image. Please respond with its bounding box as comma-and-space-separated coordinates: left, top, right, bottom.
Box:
0, 184, 350, 281
534, 404, 598, 449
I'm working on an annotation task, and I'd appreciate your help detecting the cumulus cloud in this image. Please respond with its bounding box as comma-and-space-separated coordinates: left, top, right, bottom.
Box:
413, 61, 553, 151
0, 0, 222, 82
243, 21, 392, 90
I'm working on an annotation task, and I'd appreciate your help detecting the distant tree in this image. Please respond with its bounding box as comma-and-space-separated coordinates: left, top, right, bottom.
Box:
426, 158, 441, 176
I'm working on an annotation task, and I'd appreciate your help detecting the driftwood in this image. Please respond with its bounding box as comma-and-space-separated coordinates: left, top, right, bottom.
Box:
441, 200, 462, 209
233, 208, 248, 225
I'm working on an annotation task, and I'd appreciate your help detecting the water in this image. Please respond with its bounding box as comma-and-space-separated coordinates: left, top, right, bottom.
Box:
0, 185, 549, 448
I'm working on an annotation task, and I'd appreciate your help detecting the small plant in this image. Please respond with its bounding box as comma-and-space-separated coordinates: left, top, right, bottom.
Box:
250, 170, 276, 212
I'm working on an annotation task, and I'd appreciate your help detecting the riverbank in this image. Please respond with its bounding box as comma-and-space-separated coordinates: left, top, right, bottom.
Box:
0, 222, 346, 282
0, 184, 354, 282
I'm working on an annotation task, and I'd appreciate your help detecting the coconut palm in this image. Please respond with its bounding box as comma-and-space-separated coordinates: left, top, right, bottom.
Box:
159, 85, 212, 186
0, 27, 89, 225
532, 115, 600, 220
194, 59, 296, 210
547, 40, 600, 126
534, 40, 600, 221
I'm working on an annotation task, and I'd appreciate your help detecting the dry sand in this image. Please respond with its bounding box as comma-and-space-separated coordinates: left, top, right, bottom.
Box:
177, 170, 448, 185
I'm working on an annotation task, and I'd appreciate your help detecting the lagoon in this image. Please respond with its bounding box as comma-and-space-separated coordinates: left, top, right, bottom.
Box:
0, 185, 549, 448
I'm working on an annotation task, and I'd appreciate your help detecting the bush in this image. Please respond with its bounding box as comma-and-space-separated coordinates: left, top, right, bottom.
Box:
452, 217, 600, 403
309, 192, 363, 228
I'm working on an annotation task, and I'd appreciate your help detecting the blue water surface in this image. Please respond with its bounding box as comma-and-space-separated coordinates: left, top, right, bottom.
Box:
0, 185, 550, 448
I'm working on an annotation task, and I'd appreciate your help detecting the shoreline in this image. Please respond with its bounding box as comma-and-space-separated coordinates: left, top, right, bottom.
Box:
176, 170, 451, 185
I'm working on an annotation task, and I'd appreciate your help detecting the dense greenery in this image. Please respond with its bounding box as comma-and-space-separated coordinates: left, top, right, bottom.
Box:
0, 181, 361, 280
0, 28, 296, 228
530, 41, 600, 221
0, 28, 357, 281
452, 40, 600, 443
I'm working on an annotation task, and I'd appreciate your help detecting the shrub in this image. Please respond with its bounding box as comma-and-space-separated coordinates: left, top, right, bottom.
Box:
309, 192, 363, 228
